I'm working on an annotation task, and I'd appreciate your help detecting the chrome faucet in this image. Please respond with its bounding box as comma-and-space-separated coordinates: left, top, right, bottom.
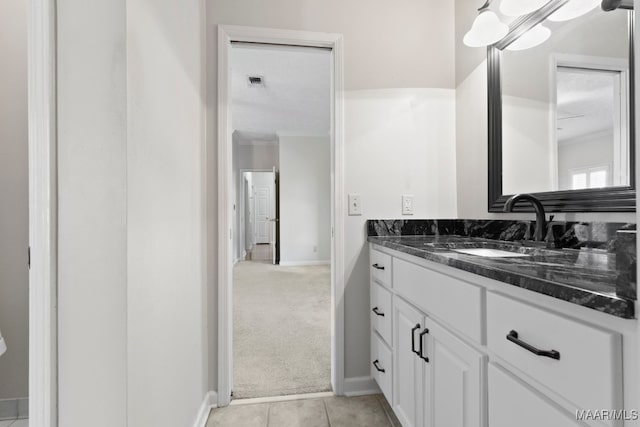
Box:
503, 194, 547, 242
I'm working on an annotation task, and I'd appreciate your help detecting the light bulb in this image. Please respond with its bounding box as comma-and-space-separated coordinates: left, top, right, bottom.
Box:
548, 0, 600, 21
500, 0, 549, 17
506, 24, 551, 50
463, 10, 509, 47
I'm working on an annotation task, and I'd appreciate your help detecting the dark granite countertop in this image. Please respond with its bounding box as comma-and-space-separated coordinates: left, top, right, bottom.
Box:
368, 232, 636, 319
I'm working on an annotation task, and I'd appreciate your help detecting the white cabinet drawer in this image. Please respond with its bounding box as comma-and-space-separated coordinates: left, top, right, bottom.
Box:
487, 292, 623, 425
371, 331, 393, 404
370, 248, 392, 287
371, 281, 393, 346
393, 257, 483, 343
489, 363, 583, 427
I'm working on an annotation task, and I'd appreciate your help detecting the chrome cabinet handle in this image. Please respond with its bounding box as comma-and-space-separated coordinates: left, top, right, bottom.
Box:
372, 263, 385, 270
419, 328, 430, 363
372, 307, 385, 317
506, 330, 560, 360
373, 359, 386, 373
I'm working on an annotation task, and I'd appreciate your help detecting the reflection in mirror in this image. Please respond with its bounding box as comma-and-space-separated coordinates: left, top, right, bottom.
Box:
556, 66, 629, 191
501, 7, 631, 196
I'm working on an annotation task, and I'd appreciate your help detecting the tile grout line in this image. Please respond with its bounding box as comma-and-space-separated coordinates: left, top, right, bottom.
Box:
265, 402, 272, 427
322, 399, 332, 427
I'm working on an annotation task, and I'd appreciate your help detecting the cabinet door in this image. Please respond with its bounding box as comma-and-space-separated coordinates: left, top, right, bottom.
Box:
393, 297, 427, 427
488, 363, 583, 427
423, 317, 485, 427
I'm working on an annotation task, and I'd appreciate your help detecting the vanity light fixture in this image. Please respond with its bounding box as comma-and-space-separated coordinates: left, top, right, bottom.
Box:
500, 0, 549, 17
463, 0, 509, 47
548, 0, 600, 21
505, 23, 551, 50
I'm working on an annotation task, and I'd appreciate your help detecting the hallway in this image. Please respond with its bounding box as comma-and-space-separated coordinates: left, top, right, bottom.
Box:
233, 261, 331, 398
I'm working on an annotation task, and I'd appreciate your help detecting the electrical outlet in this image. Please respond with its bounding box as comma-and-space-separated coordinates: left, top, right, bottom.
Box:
348, 194, 362, 215
402, 194, 414, 215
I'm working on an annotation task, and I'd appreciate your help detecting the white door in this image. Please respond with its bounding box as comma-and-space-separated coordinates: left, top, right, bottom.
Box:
254, 185, 270, 244
424, 317, 484, 427
393, 297, 426, 427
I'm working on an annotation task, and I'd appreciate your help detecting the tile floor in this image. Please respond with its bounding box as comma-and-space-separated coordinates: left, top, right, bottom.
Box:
206, 394, 400, 427
0, 419, 28, 427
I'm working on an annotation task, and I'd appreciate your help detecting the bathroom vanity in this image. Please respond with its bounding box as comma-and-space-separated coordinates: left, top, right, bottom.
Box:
368, 220, 638, 427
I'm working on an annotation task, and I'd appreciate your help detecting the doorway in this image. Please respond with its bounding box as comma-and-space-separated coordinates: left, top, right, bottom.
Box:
230, 40, 332, 400
217, 25, 345, 407
240, 170, 278, 264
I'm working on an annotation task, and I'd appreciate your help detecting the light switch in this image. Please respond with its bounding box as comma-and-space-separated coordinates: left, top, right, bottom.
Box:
402, 194, 414, 215
348, 194, 362, 216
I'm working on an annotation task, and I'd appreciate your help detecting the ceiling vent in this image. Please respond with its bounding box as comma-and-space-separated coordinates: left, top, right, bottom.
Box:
247, 76, 264, 87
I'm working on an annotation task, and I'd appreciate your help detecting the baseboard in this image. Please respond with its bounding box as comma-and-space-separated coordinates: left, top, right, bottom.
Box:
279, 260, 330, 267
0, 397, 28, 420
192, 391, 218, 427
343, 376, 380, 397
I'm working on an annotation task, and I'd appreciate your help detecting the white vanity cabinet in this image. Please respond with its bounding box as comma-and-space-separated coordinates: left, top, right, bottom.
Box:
391, 294, 485, 427
426, 316, 484, 427
487, 292, 623, 425
392, 296, 427, 427
370, 248, 394, 405
371, 247, 484, 427
488, 363, 584, 427
369, 243, 630, 427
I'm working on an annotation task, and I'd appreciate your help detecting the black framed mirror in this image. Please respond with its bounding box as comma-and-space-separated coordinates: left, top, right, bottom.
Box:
488, 0, 636, 212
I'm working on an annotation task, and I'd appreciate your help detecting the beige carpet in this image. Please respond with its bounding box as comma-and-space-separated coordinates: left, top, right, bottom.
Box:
233, 261, 332, 399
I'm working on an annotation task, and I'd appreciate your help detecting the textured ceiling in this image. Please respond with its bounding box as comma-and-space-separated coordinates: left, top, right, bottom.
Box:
556, 67, 617, 143
231, 43, 331, 144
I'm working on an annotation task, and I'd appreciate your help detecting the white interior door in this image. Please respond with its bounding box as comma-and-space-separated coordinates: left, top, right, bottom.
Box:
254, 185, 271, 244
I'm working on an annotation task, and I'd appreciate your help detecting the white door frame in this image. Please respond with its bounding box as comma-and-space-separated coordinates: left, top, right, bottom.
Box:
217, 25, 345, 407
28, 0, 58, 425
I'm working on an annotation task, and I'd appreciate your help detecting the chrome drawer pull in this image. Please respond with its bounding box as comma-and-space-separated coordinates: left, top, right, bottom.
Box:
372, 307, 385, 317
373, 359, 386, 373
372, 263, 385, 270
507, 330, 560, 360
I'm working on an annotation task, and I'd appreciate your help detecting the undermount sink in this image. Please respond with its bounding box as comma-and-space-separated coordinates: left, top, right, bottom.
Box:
451, 248, 531, 258
406, 237, 565, 258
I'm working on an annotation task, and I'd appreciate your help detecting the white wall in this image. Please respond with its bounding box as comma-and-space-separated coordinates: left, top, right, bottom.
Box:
0, 0, 28, 401
236, 144, 280, 170
501, 9, 628, 103
502, 95, 554, 194
126, 0, 207, 425
57, 0, 128, 425
207, 0, 457, 387
279, 136, 331, 264
57, 0, 207, 426
454, 0, 637, 223
345, 88, 458, 376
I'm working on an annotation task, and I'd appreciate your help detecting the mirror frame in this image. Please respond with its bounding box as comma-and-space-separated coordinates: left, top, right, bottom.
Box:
488, 0, 636, 212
